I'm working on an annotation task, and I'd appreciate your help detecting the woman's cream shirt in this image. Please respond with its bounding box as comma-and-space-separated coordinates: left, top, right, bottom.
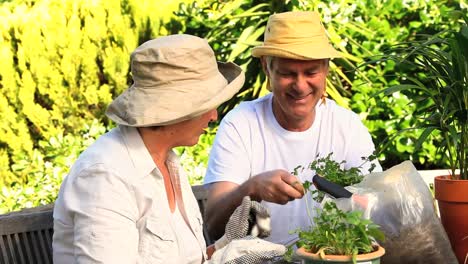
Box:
53, 125, 206, 263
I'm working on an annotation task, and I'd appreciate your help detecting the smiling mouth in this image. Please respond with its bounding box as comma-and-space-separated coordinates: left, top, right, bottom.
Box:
288, 94, 310, 102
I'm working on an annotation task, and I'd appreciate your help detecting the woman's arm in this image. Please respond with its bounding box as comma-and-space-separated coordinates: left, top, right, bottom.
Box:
58, 165, 139, 262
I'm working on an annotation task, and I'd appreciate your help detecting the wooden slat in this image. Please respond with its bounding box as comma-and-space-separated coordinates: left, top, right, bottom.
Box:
28, 232, 42, 264
43, 229, 53, 261
21, 232, 35, 264
37, 230, 51, 263
6, 235, 16, 264
13, 233, 25, 264
0, 235, 11, 264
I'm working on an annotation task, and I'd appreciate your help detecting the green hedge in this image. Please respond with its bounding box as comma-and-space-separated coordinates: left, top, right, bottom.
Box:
0, 0, 190, 212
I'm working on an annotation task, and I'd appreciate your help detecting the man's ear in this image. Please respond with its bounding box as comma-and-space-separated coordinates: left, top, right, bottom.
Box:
260, 56, 270, 77
324, 59, 330, 75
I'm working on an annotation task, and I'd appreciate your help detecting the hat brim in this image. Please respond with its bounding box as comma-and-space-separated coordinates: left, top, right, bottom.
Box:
251, 45, 342, 60
106, 62, 245, 127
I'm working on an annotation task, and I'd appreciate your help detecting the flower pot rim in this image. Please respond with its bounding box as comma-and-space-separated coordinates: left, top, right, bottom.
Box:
296, 245, 385, 262
434, 175, 467, 182
434, 175, 468, 202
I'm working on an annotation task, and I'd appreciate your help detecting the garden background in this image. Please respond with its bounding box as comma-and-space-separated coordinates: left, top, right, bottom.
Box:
0, 0, 466, 213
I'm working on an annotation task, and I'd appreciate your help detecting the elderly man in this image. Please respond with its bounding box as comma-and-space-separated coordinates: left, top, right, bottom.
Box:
203, 11, 382, 245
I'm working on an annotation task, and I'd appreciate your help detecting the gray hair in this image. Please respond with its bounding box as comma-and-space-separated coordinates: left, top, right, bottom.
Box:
264, 56, 275, 72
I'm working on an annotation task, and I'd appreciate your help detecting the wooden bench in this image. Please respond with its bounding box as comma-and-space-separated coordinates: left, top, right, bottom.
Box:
0, 204, 54, 264
191, 184, 215, 246
0, 185, 212, 264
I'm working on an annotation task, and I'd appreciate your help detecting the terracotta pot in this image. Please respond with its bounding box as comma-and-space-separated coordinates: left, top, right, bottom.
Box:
434, 175, 468, 264
295, 246, 385, 264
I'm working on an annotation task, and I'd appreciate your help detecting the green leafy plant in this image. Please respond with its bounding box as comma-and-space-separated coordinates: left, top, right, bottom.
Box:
293, 153, 376, 203
293, 202, 385, 264
373, 14, 468, 180
285, 154, 384, 263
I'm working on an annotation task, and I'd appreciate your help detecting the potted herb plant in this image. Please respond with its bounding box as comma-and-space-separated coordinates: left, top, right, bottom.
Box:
294, 201, 385, 264
286, 154, 385, 264
373, 16, 467, 263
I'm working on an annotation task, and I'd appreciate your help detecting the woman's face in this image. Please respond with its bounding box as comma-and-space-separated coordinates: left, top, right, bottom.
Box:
172, 109, 218, 147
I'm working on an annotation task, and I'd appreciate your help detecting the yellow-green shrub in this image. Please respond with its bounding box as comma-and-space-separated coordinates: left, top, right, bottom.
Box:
0, 0, 189, 212
0, 119, 106, 213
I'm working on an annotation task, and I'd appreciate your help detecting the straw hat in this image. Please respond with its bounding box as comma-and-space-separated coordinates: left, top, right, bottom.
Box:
251, 11, 341, 60
106, 34, 245, 127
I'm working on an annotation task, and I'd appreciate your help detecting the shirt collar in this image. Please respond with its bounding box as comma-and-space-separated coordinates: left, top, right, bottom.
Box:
119, 125, 157, 179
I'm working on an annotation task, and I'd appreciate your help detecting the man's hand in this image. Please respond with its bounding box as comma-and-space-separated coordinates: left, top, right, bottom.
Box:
204, 171, 305, 241
250, 169, 305, 204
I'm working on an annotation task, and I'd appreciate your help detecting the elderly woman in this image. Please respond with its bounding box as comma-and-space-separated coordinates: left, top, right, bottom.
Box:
52, 34, 246, 263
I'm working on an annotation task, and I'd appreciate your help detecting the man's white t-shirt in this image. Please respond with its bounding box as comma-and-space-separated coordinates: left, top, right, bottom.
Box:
204, 93, 381, 245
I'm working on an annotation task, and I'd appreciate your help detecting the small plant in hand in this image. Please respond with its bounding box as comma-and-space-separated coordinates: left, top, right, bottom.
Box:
292, 201, 385, 264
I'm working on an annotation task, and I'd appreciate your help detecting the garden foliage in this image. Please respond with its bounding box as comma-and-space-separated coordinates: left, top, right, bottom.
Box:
0, 0, 465, 212
0, 0, 191, 212
371, 19, 468, 180
168, 0, 464, 168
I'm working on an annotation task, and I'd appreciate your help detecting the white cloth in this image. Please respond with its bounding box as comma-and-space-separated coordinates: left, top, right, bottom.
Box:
204, 94, 381, 245
53, 125, 206, 264
208, 237, 286, 264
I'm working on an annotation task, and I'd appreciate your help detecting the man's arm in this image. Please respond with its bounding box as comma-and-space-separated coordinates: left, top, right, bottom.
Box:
205, 181, 251, 240
204, 170, 305, 240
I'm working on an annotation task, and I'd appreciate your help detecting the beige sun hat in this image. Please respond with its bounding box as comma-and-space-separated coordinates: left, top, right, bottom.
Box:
251, 11, 341, 60
106, 34, 245, 127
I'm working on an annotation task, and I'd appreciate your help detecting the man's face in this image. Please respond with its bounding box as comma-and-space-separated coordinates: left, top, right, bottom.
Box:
263, 57, 329, 131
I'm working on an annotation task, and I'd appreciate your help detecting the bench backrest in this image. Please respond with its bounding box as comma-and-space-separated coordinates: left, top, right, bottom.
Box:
0, 185, 212, 264
190, 184, 215, 245
0, 204, 54, 264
